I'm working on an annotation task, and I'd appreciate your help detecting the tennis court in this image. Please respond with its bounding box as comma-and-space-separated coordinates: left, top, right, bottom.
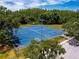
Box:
14, 25, 64, 46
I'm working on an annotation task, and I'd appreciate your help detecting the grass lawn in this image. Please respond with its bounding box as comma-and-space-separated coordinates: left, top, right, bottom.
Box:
53, 36, 65, 43
20, 24, 63, 30
46, 24, 63, 30
0, 50, 17, 59
0, 53, 8, 59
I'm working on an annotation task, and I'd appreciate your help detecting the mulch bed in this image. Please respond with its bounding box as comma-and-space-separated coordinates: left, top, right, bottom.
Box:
0, 45, 10, 53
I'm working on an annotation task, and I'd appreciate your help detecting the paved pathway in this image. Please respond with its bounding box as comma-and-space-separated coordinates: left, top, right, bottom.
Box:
62, 42, 79, 59
60, 36, 79, 59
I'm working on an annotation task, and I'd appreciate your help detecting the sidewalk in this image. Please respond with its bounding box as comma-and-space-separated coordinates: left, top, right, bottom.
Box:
59, 36, 79, 59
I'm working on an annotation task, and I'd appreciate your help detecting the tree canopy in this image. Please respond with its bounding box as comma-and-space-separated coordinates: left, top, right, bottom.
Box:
23, 38, 66, 59
3, 7, 78, 25
64, 18, 79, 40
0, 6, 20, 52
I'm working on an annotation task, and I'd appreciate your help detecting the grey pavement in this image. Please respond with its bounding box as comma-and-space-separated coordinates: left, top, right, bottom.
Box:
62, 42, 79, 59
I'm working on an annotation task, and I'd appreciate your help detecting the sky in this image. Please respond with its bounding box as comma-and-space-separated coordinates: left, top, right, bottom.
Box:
0, 0, 79, 11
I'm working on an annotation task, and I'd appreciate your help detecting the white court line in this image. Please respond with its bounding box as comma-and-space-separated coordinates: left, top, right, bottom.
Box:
17, 26, 64, 40
27, 28, 48, 39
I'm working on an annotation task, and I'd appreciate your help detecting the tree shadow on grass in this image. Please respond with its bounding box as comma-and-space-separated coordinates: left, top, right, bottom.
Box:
68, 39, 79, 47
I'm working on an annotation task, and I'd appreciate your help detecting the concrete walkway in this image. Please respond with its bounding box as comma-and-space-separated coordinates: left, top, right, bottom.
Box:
62, 42, 79, 59
60, 37, 79, 59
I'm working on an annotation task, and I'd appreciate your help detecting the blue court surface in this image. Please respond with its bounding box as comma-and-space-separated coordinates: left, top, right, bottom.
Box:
14, 25, 64, 47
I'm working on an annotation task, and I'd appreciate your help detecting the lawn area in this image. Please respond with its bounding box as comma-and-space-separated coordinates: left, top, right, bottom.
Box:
0, 50, 17, 59
46, 24, 63, 30
53, 36, 65, 43
20, 24, 63, 30
0, 53, 8, 59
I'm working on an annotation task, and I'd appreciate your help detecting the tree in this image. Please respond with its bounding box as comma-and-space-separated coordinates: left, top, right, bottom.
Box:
23, 39, 66, 59
52, 13, 61, 24
3, 7, 77, 25
0, 6, 20, 52
64, 18, 79, 40
39, 13, 50, 24
27, 16, 36, 24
